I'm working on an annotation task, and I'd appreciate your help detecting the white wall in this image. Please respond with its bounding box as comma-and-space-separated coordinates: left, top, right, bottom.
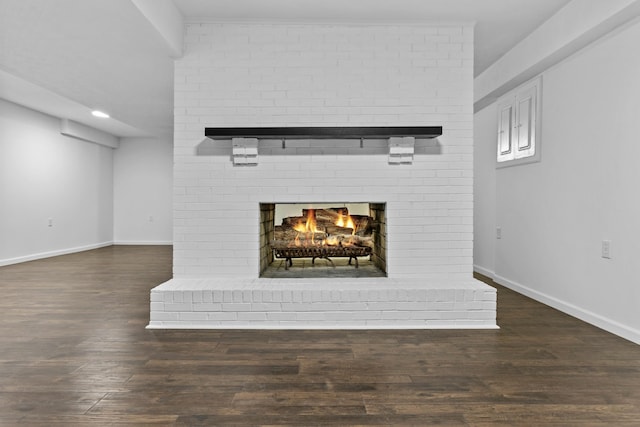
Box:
113, 137, 173, 244
0, 99, 114, 265
174, 23, 474, 279
474, 19, 640, 343
472, 102, 496, 277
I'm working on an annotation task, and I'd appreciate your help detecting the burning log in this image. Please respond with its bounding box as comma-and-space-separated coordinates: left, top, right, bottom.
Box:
305, 208, 347, 223
272, 207, 375, 251
282, 216, 306, 228
270, 206, 377, 269
324, 224, 355, 235
351, 216, 371, 232
273, 228, 326, 243
343, 235, 374, 248
323, 234, 373, 248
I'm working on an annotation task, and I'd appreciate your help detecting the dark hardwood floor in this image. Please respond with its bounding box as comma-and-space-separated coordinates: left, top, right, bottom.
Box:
1, 245, 639, 426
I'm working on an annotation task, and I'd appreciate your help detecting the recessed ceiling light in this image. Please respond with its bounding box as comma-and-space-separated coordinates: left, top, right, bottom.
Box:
91, 110, 110, 118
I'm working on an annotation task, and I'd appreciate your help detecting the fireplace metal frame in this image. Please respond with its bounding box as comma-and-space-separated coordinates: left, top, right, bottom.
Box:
272, 245, 373, 270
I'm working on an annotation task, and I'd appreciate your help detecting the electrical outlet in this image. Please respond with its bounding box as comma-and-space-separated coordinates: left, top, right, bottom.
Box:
496, 226, 502, 239
48, 218, 53, 227
149, 216, 154, 222
601, 240, 611, 259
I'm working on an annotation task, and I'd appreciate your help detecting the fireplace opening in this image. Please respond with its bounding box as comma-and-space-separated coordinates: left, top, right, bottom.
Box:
260, 203, 387, 278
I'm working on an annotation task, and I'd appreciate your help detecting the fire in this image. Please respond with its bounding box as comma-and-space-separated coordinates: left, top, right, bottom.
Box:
345, 216, 356, 233
291, 209, 322, 246
305, 209, 321, 233
294, 209, 321, 233
325, 235, 339, 246
335, 210, 356, 235
288, 208, 357, 248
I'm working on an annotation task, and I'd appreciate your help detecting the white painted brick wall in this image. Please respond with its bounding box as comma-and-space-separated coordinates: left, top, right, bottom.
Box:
174, 23, 474, 279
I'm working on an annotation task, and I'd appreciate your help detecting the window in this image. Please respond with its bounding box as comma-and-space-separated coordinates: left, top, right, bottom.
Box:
497, 76, 541, 167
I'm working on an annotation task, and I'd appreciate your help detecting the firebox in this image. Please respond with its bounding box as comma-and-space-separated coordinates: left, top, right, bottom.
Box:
259, 203, 387, 278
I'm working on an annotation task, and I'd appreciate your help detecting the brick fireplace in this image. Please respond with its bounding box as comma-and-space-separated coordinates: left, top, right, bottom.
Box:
148, 22, 497, 329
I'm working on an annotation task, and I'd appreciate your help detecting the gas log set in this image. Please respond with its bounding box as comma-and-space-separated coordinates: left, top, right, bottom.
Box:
271, 208, 376, 269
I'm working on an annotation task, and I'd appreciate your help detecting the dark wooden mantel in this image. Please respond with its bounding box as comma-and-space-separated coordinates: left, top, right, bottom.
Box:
204, 126, 442, 140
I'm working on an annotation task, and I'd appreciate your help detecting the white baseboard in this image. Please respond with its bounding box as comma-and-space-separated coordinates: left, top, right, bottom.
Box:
113, 241, 173, 245
473, 264, 495, 280
0, 241, 113, 267
494, 274, 640, 346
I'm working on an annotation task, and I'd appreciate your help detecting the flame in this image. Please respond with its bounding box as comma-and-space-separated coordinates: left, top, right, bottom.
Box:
334, 211, 356, 235
345, 216, 356, 234
291, 210, 324, 247
305, 209, 321, 233
325, 235, 339, 246
288, 209, 359, 248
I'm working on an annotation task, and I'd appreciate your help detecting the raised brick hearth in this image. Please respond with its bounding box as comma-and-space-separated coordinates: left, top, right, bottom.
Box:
148, 278, 496, 329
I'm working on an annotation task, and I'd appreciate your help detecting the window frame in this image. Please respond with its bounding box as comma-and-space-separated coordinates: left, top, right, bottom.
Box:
496, 76, 542, 168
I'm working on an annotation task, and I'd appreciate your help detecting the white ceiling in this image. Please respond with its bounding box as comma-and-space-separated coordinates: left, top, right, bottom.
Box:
0, 0, 571, 139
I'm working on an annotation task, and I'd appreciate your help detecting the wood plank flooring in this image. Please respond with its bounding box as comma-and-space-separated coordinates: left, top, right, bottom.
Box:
1, 245, 639, 425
